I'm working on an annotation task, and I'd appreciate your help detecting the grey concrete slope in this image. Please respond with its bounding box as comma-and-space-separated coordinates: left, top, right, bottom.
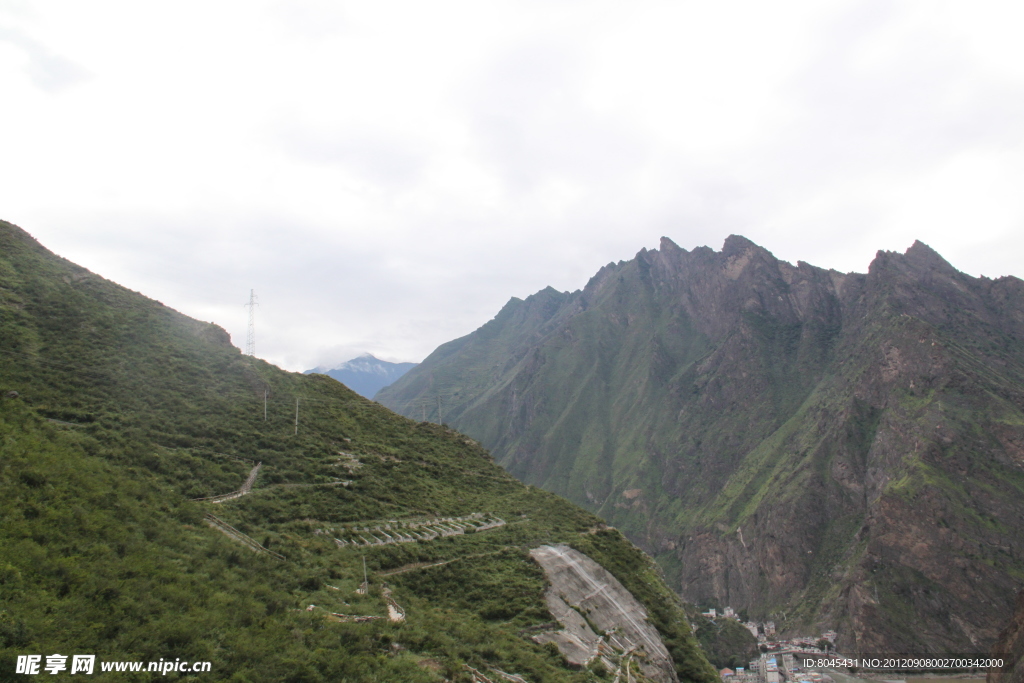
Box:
530, 544, 677, 683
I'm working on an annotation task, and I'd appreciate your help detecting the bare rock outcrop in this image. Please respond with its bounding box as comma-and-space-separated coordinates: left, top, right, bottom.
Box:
530, 544, 677, 683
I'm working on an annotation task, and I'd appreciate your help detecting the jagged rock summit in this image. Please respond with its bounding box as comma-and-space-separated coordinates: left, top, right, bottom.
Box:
378, 235, 1024, 655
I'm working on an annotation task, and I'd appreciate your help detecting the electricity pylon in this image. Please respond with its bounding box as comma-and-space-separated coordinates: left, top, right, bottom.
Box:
244, 289, 259, 356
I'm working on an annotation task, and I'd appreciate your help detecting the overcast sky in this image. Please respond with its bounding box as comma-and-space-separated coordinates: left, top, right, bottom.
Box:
2, 1, 1022, 371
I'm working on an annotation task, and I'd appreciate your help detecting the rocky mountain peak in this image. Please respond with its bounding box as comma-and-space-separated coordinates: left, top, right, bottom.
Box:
659, 235, 684, 254
378, 235, 1024, 655
721, 233, 759, 256
905, 239, 956, 271
869, 239, 957, 281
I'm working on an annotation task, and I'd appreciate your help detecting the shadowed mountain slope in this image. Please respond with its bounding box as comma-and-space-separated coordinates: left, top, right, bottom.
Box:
0, 220, 717, 682
378, 235, 1024, 654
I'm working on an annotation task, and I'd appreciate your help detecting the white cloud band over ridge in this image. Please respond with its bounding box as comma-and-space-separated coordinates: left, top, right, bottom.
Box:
1, 0, 1022, 370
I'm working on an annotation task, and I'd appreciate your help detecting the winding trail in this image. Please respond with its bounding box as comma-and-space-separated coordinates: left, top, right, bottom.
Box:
382, 585, 405, 622
378, 560, 454, 577
193, 462, 262, 503
204, 512, 285, 560
377, 548, 512, 577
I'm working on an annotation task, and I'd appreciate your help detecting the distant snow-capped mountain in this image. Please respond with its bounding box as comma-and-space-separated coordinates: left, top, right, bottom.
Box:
304, 353, 417, 400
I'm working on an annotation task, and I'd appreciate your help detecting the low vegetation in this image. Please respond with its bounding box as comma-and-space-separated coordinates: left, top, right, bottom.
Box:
0, 220, 717, 681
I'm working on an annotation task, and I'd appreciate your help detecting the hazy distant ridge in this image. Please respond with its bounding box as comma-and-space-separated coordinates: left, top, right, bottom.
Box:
305, 353, 416, 400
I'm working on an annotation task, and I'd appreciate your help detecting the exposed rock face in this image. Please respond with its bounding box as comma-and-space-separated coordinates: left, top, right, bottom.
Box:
530, 544, 677, 682
378, 236, 1024, 653
534, 586, 606, 670
989, 590, 1024, 683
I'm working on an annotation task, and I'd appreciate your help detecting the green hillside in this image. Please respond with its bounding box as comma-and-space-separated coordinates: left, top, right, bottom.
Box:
0, 221, 717, 683
378, 236, 1024, 654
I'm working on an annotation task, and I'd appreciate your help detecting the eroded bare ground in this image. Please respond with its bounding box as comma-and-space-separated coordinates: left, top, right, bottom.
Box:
381, 584, 405, 622
308, 583, 405, 624
529, 544, 677, 683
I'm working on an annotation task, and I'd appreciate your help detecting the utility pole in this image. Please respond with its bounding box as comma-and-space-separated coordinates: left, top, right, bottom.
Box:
295, 398, 299, 435
244, 289, 259, 357
436, 395, 442, 425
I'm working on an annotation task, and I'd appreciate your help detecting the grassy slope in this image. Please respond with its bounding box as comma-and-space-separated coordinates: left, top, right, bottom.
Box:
0, 221, 717, 683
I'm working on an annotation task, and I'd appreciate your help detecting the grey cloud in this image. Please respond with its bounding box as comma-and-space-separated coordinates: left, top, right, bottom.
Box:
271, 0, 348, 40
466, 42, 648, 190
774, 2, 1024, 187
277, 122, 427, 188
16, 3, 1023, 374
653, 0, 1024, 273
0, 26, 89, 92
53, 209, 497, 365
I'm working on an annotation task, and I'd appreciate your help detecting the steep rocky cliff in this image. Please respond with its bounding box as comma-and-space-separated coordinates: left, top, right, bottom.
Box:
989, 590, 1024, 683
378, 236, 1024, 654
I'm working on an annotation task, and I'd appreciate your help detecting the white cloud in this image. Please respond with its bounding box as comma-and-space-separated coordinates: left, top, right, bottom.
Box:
0, 26, 90, 91
1, 0, 1022, 371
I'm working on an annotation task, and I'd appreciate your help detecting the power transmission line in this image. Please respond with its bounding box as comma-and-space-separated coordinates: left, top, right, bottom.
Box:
244, 289, 259, 356
401, 395, 455, 425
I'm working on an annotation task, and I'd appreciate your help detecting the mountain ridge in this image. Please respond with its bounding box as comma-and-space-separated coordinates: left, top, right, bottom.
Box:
377, 234, 1024, 654
0, 220, 718, 682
